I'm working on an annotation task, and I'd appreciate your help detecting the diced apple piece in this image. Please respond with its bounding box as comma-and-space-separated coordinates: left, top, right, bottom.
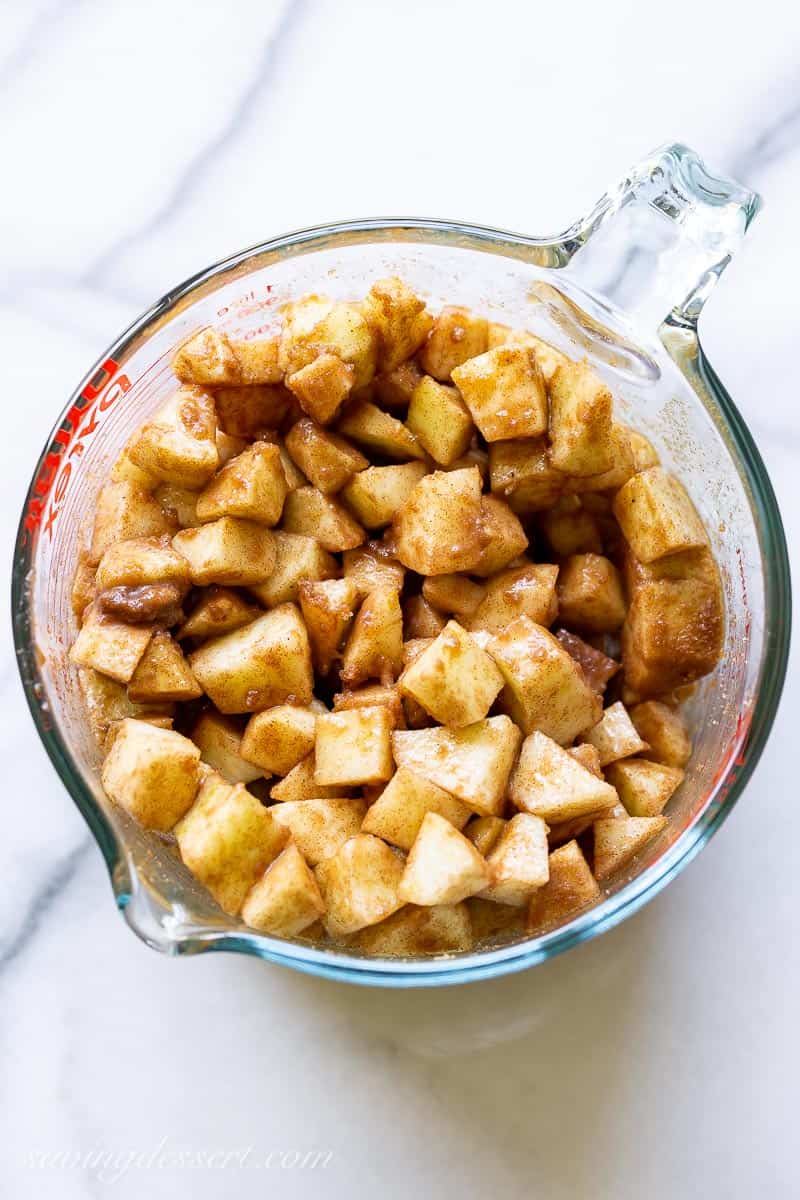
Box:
128, 632, 202, 702
374, 358, 424, 411
96, 536, 191, 594
527, 840, 600, 933
467, 565, 558, 635
392, 716, 521, 816
548, 360, 615, 477
249, 531, 337, 608
298, 577, 359, 674
110, 437, 161, 489
360, 276, 434, 372
539, 505, 602, 556
173, 517, 275, 586
279, 298, 377, 390
509, 730, 618, 823
195, 442, 287, 525
422, 574, 485, 619
568, 743, 603, 777
341, 586, 403, 686
282, 486, 365, 552
241, 843, 325, 936
403, 595, 446, 639
270, 798, 368, 865
215, 430, 248, 466
333, 684, 405, 728
189, 603, 313, 713
565, 423, 635, 494
315, 834, 404, 936
354, 903, 472, 955
191, 711, 262, 784
315, 707, 394, 787
394, 466, 484, 575
362, 766, 470, 850
488, 616, 600, 742
286, 353, 356, 424
90, 480, 175, 563
583, 701, 649, 766
399, 812, 490, 905
128, 387, 218, 488
418, 306, 488, 380
343, 544, 405, 599
481, 813, 549, 907
468, 897, 526, 943
406, 376, 473, 465
488, 437, 564, 513
627, 427, 660, 471
451, 344, 548, 441
337, 400, 425, 461
613, 467, 709, 563
342, 461, 428, 529
101, 718, 200, 831
270, 752, 351, 801
628, 700, 692, 768
464, 815, 506, 857
399, 620, 504, 728
284, 418, 368, 494
240, 704, 317, 775
155, 483, 199, 528
71, 552, 97, 621
177, 587, 261, 641
604, 759, 684, 817
556, 553, 626, 633
622, 547, 724, 695
555, 628, 620, 695
471, 496, 528, 577
77, 668, 173, 746
213, 384, 290, 436
70, 604, 153, 684
593, 814, 667, 881
506, 331, 571, 386
173, 328, 282, 386
175, 775, 288, 914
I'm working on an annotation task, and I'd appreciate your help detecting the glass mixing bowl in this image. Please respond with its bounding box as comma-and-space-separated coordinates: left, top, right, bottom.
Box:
12, 143, 790, 986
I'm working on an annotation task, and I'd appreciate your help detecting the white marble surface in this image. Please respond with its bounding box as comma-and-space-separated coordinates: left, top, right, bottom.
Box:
2, 1, 798, 1196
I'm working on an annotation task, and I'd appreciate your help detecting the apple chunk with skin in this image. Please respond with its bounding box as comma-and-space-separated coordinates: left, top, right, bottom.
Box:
392, 716, 521, 816
399, 620, 504, 728
399, 812, 490, 905
509, 730, 618, 823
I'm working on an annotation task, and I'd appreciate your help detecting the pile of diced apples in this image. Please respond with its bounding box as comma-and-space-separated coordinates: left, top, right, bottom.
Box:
69, 277, 722, 956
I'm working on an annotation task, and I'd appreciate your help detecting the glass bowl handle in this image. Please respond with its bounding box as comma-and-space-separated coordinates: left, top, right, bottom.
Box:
560, 142, 762, 330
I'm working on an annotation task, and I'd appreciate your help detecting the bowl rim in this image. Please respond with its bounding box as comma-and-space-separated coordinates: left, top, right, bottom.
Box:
11, 216, 792, 987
